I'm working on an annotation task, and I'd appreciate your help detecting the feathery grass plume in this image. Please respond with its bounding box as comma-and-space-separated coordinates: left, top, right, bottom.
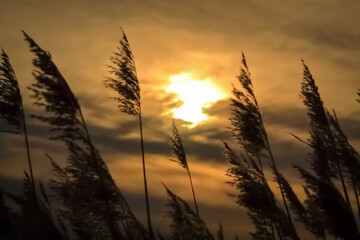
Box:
277, 173, 325, 239
169, 122, 199, 216
300, 61, 336, 179
229, 53, 266, 171
5, 172, 63, 240
300, 61, 358, 234
105, 29, 140, 116
23, 31, 148, 240
162, 183, 215, 240
301, 62, 355, 197
105, 28, 154, 239
223, 141, 296, 240
0, 49, 36, 198
229, 53, 298, 239
0, 49, 23, 133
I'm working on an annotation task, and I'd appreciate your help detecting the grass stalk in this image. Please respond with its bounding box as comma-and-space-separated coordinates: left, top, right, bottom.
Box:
187, 168, 199, 216
78, 106, 124, 240
139, 110, 154, 240
169, 122, 200, 217
252, 78, 298, 240
265, 135, 297, 239
21, 113, 36, 201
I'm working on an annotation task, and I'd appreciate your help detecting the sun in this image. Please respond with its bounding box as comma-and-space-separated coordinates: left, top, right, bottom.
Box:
166, 73, 225, 126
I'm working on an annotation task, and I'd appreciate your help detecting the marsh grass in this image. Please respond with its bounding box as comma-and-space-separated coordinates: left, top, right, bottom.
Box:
0, 49, 36, 200
293, 61, 360, 239
0, 30, 359, 240
169, 122, 199, 216
23, 31, 147, 240
162, 182, 214, 240
105, 29, 154, 239
229, 53, 299, 240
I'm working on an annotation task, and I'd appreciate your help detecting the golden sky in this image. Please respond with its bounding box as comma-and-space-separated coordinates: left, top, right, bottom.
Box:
1, 0, 359, 239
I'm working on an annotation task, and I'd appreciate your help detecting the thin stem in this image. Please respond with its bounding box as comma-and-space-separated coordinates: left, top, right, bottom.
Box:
139, 110, 154, 240
352, 178, 360, 222
334, 159, 359, 236
331, 110, 354, 211
331, 110, 359, 230
187, 168, 199, 216
248, 74, 297, 239
78, 106, 123, 240
21, 109, 36, 201
254, 95, 298, 239
337, 163, 352, 210
266, 136, 298, 240
324, 115, 359, 236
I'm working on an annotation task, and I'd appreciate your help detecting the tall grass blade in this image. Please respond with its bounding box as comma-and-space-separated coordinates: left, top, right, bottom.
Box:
229, 53, 298, 239
224, 141, 295, 240
105, 29, 154, 239
278, 172, 325, 239
300, 61, 358, 236
23, 31, 147, 240
162, 182, 214, 240
169, 122, 199, 216
327, 110, 360, 220
0, 49, 36, 199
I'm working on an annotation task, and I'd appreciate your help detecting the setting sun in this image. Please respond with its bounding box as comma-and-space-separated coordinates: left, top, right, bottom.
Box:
166, 73, 225, 126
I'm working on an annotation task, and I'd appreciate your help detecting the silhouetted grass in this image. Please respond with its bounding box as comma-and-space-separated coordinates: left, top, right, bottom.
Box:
169, 121, 199, 216
0, 30, 359, 240
293, 61, 360, 239
0, 49, 36, 200
6, 172, 63, 239
162, 183, 214, 240
23, 31, 148, 240
229, 53, 299, 240
224, 141, 295, 240
105, 29, 154, 239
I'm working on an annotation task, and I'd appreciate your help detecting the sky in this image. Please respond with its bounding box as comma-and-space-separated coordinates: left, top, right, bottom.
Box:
0, 0, 359, 239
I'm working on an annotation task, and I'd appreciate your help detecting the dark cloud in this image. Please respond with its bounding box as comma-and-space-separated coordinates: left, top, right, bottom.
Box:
1, 114, 226, 165
203, 99, 230, 117
205, 99, 360, 143
83, 121, 226, 163
262, 107, 360, 142
289, 24, 360, 51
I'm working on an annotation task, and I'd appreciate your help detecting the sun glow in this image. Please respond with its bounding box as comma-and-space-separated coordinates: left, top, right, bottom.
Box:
166, 73, 225, 126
